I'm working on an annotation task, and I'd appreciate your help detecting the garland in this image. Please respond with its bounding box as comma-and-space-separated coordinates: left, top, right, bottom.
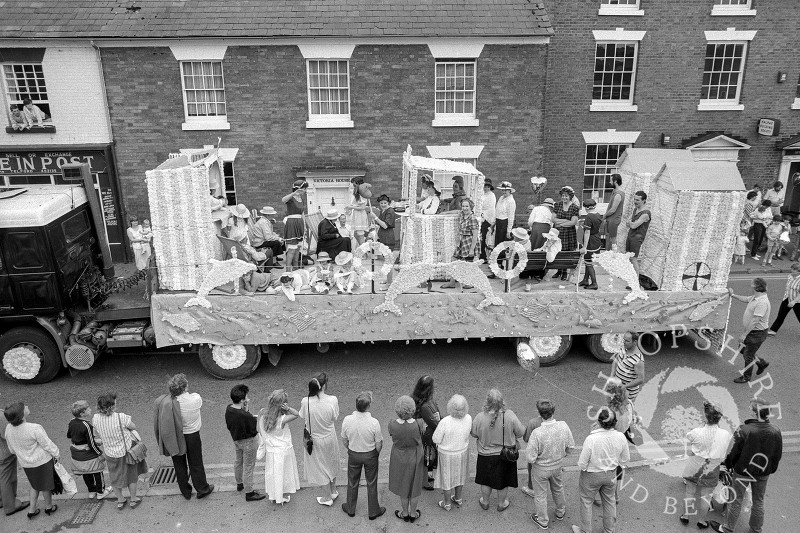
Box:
212, 345, 247, 370
2, 346, 41, 380
529, 335, 562, 358
352, 241, 394, 282
488, 241, 528, 280
600, 333, 625, 355
79, 266, 147, 307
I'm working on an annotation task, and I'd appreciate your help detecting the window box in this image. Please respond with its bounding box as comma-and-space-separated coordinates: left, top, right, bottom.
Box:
5, 124, 56, 134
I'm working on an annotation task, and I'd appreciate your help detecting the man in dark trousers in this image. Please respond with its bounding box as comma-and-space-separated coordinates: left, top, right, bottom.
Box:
0, 414, 29, 516
710, 397, 782, 533
224, 384, 265, 501
728, 278, 771, 383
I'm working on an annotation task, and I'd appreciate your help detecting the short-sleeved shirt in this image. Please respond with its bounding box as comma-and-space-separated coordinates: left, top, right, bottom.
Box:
583, 212, 603, 250
176, 392, 203, 434
341, 411, 382, 452
470, 409, 525, 456
744, 293, 771, 331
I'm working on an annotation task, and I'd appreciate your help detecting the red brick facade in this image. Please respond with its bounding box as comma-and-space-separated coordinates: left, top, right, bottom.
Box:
100, 44, 547, 223
542, 0, 799, 200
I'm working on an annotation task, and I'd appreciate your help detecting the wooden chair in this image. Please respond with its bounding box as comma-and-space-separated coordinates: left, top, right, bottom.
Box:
216, 235, 276, 272
303, 211, 325, 257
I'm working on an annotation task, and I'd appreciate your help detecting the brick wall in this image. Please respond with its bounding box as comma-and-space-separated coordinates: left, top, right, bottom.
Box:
101, 43, 547, 225
542, 0, 800, 198
1, 45, 112, 146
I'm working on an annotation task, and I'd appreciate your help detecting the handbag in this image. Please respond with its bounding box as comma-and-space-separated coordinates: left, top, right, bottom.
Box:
499, 412, 519, 463
303, 397, 314, 455
416, 421, 437, 469
117, 414, 147, 465
54, 460, 78, 494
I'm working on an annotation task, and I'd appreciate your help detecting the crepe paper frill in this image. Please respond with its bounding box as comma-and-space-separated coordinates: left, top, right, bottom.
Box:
352, 241, 394, 282
488, 241, 528, 280
2, 346, 42, 380
600, 333, 625, 355
528, 335, 562, 359
212, 345, 248, 369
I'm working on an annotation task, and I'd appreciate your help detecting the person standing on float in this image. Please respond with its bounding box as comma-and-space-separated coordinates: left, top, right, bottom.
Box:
281, 180, 308, 270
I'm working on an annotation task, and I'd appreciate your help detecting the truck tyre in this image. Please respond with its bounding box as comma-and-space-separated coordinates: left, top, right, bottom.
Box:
0, 327, 62, 384
586, 333, 623, 363
528, 335, 572, 367
198, 344, 261, 380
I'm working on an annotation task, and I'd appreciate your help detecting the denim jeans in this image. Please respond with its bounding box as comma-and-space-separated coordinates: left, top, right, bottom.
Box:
531, 464, 565, 526
233, 436, 258, 493
723, 473, 769, 533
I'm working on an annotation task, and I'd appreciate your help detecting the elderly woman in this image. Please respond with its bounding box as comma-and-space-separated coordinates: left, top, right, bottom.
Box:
299, 373, 340, 506
92, 393, 147, 510
3, 402, 60, 518
432, 394, 472, 511
388, 395, 425, 523
680, 401, 732, 528
470, 389, 525, 512
551, 186, 580, 281
67, 400, 112, 500
412, 375, 441, 490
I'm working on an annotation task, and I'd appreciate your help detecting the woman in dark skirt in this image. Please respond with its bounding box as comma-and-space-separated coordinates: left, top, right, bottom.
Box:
280, 179, 308, 270
552, 186, 580, 281
67, 400, 112, 499
470, 389, 524, 512
3, 402, 60, 518
388, 396, 425, 523
411, 375, 441, 490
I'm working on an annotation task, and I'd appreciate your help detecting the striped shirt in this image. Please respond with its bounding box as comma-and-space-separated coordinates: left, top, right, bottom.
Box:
784, 274, 800, 305
92, 413, 134, 458
614, 350, 644, 401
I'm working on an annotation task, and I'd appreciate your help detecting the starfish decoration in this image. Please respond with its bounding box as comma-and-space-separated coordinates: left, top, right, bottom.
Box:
354, 303, 374, 324
287, 306, 316, 332
447, 307, 473, 325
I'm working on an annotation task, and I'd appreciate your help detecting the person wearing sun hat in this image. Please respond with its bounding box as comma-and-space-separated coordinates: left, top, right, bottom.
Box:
317, 208, 352, 259
494, 181, 517, 246
333, 251, 358, 294
225, 203, 252, 244
511, 227, 532, 252
249, 206, 284, 260
479, 178, 497, 261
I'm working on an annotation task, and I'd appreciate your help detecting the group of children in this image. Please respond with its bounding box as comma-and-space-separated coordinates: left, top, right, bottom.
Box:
735, 214, 792, 266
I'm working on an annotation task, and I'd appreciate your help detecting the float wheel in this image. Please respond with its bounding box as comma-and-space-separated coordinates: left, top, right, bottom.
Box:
1, 327, 62, 384
586, 333, 623, 363
529, 335, 572, 367
198, 344, 261, 380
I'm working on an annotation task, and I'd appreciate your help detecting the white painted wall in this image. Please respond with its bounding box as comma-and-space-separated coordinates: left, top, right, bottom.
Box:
1, 45, 112, 146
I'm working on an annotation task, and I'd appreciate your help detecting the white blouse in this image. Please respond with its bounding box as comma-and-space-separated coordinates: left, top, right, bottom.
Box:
432, 414, 473, 453
495, 195, 516, 223
418, 195, 440, 215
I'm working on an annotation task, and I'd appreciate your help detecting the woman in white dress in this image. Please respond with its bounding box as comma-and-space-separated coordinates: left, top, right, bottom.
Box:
126, 215, 150, 271
431, 394, 472, 511
258, 390, 301, 504
299, 373, 341, 506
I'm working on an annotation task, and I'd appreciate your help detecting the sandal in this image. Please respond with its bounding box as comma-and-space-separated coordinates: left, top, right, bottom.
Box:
497, 500, 510, 512
27, 508, 40, 519
44, 504, 58, 515
129, 499, 142, 509
438, 500, 451, 511
451, 496, 463, 507
116, 499, 127, 510
394, 510, 409, 522
479, 498, 490, 511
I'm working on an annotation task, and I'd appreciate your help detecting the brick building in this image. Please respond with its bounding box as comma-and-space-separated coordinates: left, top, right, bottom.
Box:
2, 1, 554, 226
541, 0, 800, 213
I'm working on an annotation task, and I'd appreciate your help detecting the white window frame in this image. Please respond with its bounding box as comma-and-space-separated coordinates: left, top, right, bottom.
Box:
581, 130, 640, 203
304, 59, 354, 129
698, 29, 756, 111
711, 0, 756, 17
170, 44, 230, 131
1, 62, 53, 128
792, 74, 800, 110
432, 59, 479, 127
179, 60, 230, 131
598, 0, 644, 17
590, 30, 645, 112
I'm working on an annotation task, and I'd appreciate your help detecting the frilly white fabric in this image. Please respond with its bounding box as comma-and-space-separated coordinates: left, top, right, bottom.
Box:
600, 333, 625, 355
212, 345, 247, 370
352, 241, 393, 282
2, 346, 41, 380
488, 241, 528, 279
529, 336, 562, 358
185, 257, 257, 309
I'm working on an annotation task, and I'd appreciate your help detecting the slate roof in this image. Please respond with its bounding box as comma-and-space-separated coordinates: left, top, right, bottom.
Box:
0, 1, 553, 39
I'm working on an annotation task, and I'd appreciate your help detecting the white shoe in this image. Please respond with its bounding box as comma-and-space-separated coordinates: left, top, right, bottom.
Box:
88, 492, 97, 499
97, 487, 113, 500
520, 486, 536, 498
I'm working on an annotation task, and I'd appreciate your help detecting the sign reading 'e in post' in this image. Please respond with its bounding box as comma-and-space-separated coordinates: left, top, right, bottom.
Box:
757, 118, 781, 137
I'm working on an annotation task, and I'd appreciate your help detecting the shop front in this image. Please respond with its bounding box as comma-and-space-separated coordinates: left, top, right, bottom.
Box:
0, 145, 127, 261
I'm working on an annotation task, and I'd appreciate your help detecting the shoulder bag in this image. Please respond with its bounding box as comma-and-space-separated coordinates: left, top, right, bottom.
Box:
117, 413, 147, 465
303, 397, 314, 455
499, 412, 519, 463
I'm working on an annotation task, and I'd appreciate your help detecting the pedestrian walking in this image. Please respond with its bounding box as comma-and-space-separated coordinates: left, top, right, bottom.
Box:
299, 373, 340, 506
431, 394, 472, 512
526, 399, 575, 530
388, 395, 425, 523
340, 391, 386, 520
67, 401, 112, 500
709, 397, 782, 533
768, 262, 800, 336
680, 401, 732, 529
611, 331, 645, 402
3, 403, 59, 518
161, 374, 214, 499
258, 390, 300, 505
411, 375, 440, 490
572, 407, 630, 533
521, 413, 543, 498
224, 385, 264, 501
93, 393, 147, 510
471, 389, 525, 512
728, 278, 771, 383
1, 410, 29, 516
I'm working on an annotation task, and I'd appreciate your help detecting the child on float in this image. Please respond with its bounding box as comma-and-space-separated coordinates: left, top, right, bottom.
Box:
332, 251, 358, 294
309, 252, 333, 294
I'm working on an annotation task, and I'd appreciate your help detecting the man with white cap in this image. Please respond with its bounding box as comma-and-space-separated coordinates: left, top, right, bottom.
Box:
528, 198, 555, 249
249, 206, 284, 260
317, 208, 352, 258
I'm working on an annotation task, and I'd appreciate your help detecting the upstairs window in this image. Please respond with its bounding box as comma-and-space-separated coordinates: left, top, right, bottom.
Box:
2, 63, 53, 132
433, 60, 479, 127
712, 0, 756, 16
306, 59, 353, 129
180, 61, 228, 130
699, 43, 746, 110
599, 0, 644, 16
592, 43, 638, 108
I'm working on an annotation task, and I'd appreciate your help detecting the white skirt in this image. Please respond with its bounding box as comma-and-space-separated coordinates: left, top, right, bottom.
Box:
264, 445, 300, 502
303, 432, 340, 486
433, 448, 468, 491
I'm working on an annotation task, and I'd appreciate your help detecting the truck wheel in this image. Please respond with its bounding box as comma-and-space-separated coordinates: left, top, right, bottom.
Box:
586, 333, 624, 363
0, 327, 62, 384
529, 335, 572, 367
198, 344, 261, 380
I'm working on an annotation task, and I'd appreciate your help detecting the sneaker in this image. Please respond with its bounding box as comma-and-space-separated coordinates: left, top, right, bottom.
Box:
97, 487, 113, 500
236, 483, 244, 492
520, 486, 536, 498
531, 514, 549, 530
767, 329, 777, 336
733, 376, 750, 384
752, 255, 761, 260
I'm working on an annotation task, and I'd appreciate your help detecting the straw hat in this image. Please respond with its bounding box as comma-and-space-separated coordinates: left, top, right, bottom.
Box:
230, 204, 250, 219
316, 252, 332, 263
511, 227, 530, 240
497, 181, 516, 193
335, 251, 353, 265
541, 198, 555, 209
325, 208, 340, 220
259, 206, 277, 216
292, 179, 308, 190
543, 228, 560, 240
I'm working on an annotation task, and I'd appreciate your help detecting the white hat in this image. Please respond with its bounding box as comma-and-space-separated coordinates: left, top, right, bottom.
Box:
497, 181, 516, 193
259, 206, 277, 216
316, 252, 332, 262
511, 227, 529, 241
541, 198, 555, 209
543, 228, 560, 240
230, 204, 250, 218
325, 208, 340, 220
335, 251, 353, 265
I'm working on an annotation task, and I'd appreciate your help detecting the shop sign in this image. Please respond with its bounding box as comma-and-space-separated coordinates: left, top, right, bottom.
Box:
0, 151, 107, 175
757, 118, 780, 137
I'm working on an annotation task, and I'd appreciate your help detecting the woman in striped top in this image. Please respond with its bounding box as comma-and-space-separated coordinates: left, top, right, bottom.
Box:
611, 332, 645, 402
768, 261, 800, 335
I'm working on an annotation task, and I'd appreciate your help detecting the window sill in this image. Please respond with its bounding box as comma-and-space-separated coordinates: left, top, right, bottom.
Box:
305, 116, 354, 129
710, 7, 756, 16
589, 102, 638, 112
697, 102, 744, 111
431, 115, 479, 127
791, 98, 800, 110
182, 119, 230, 131
598, 7, 644, 16
5, 124, 56, 133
